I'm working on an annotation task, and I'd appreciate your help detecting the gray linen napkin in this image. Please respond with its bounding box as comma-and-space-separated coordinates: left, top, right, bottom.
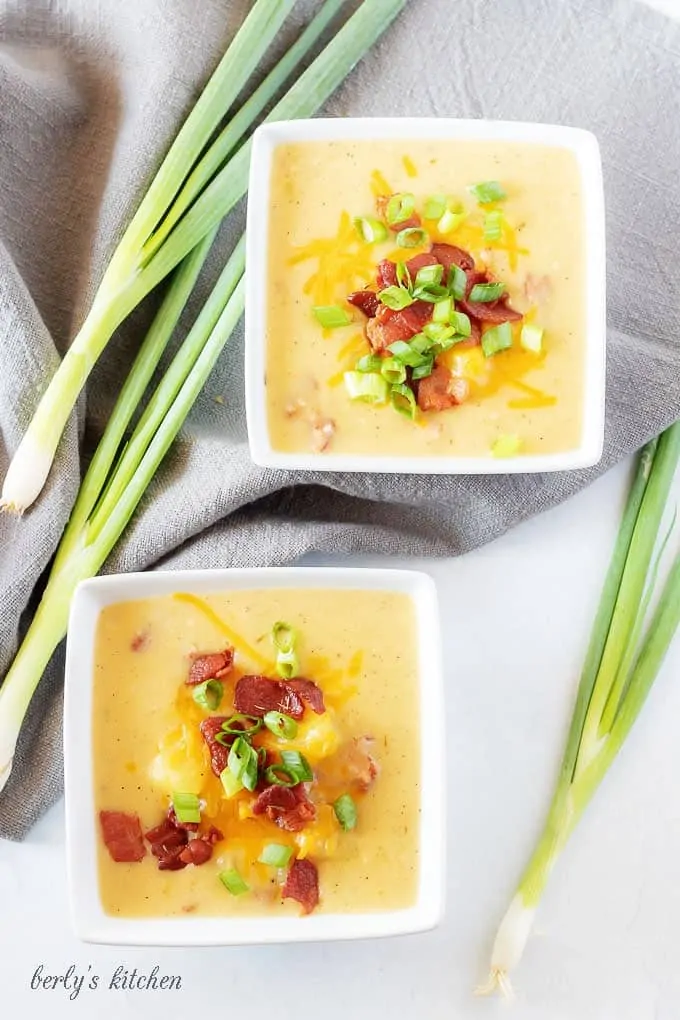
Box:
1, 0, 679, 839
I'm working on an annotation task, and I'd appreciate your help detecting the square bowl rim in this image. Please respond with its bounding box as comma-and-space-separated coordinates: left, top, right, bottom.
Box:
64, 566, 446, 946
245, 115, 606, 475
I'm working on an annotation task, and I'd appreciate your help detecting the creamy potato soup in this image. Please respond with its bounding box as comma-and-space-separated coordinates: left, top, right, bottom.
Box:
265, 139, 586, 460
93, 589, 420, 918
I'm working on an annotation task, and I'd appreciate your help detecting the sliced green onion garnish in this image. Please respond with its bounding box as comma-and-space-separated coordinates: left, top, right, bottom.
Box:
448, 264, 467, 301
411, 359, 434, 381
192, 678, 223, 711
280, 750, 314, 783
390, 383, 417, 419
491, 434, 523, 458
412, 283, 448, 303
437, 203, 466, 234
409, 333, 434, 355
468, 282, 505, 303
469, 180, 507, 204
396, 227, 429, 249
219, 713, 263, 737
395, 261, 412, 289
520, 323, 544, 353
312, 305, 352, 329
220, 767, 244, 799
172, 791, 201, 825
414, 264, 443, 288
380, 358, 407, 385
272, 620, 299, 680
483, 210, 504, 241
354, 216, 389, 244
450, 310, 471, 336
258, 843, 293, 868
264, 763, 300, 787
379, 285, 414, 310
422, 324, 454, 346
356, 354, 383, 373
263, 711, 298, 740
433, 297, 453, 323
385, 192, 415, 226
228, 736, 259, 792
333, 793, 358, 831
387, 339, 429, 367
344, 371, 389, 405
481, 321, 513, 358
423, 194, 447, 220
219, 868, 250, 896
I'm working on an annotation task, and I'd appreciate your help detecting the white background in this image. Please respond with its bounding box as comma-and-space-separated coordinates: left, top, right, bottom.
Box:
2, 1, 680, 1016
2, 456, 680, 1019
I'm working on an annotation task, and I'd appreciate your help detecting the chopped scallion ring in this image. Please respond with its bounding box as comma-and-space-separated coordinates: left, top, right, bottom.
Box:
344, 371, 389, 405
437, 201, 466, 234
411, 358, 434, 381
387, 339, 429, 367
379, 285, 414, 310
390, 383, 417, 419
172, 791, 201, 825
395, 261, 413, 290
396, 227, 429, 249
258, 843, 293, 868
263, 711, 298, 740
423, 323, 454, 344
468, 282, 505, 303
385, 192, 416, 226
412, 283, 448, 303
433, 297, 453, 323
450, 310, 472, 336
354, 216, 389, 244
192, 678, 223, 711
333, 793, 358, 831
414, 264, 443, 288
355, 354, 383, 373
264, 763, 300, 787
220, 767, 243, 799
228, 736, 259, 792
481, 321, 513, 357
520, 323, 544, 353
423, 194, 447, 220
219, 868, 250, 896
380, 358, 407, 385
219, 713, 263, 737
469, 180, 507, 204
271, 620, 299, 680
312, 305, 352, 329
448, 265, 467, 301
280, 750, 314, 783
491, 434, 523, 458
483, 209, 504, 242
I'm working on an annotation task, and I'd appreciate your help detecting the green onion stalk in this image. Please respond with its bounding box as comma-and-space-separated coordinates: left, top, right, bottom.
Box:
0, 0, 407, 514
0, 0, 408, 792
480, 424, 680, 996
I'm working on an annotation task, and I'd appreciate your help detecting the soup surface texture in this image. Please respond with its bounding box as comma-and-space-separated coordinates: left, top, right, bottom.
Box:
93, 588, 420, 918
265, 139, 586, 459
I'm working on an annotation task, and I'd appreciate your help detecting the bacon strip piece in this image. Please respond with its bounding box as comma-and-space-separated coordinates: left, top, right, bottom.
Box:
99, 810, 146, 863
347, 290, 379, 318
458, 269, 522, 324
200, 715, 231, 777
252, 784, 316, 832
417, 364, 470, 412
234, 675, 304, 720
285, 678, 325, 715
377, 259, 398, 289
283, 858, 320, 914
187, 648, 234, 686
430, 242, 475, 276
366, 302, 432, 353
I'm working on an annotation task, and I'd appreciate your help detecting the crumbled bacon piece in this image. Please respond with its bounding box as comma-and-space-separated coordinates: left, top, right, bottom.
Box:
310, 416, 336, 454
158, 846, 189, 871
130, 631, 150, 652
417, 364, 470, 412
200, 715, 231, 777
178, 838, 213, 867
430, 242, 475, 276
404, 252, 439, 277
346, 736, 380, 792
285, 677, 325, 715
282, 858, 320, 914
347, 290, 380, 318
99, 810, 146, 863
167, 804, 199, 833
252, 784, 316, 832
187, 648, 234, 686
234, 675, 305, 720
145, 817, 188, 856
377, 259, 398, 289
366, 302, 432, 353
202, 825, 224, 845
458, 269, 522, 324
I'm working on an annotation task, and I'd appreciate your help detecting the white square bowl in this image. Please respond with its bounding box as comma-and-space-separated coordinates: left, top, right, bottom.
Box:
64, 567, 445, 946
245, 117, 606, 474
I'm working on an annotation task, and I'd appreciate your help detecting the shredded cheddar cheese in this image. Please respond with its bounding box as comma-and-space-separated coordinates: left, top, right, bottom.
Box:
173, 592, 273, 672
370, 168, 392, 197
402, 155, 418, 178
290, 211, 376, 307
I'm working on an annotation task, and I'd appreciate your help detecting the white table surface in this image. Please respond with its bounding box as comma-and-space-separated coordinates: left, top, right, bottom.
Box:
2, 455, 680, 1019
